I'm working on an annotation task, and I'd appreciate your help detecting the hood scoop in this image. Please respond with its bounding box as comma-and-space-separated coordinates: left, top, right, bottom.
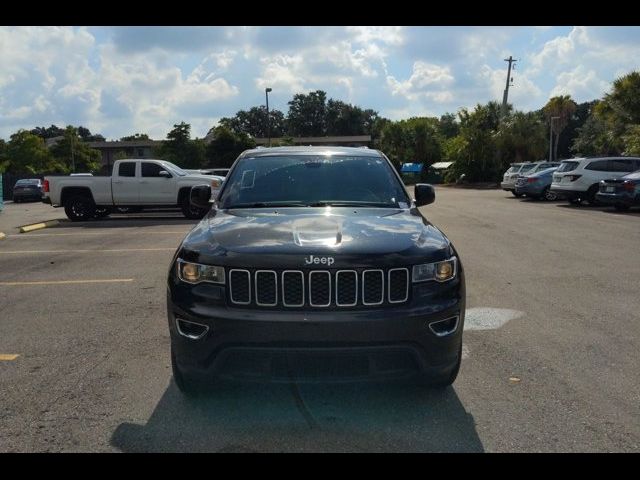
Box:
292, 217, 342, 247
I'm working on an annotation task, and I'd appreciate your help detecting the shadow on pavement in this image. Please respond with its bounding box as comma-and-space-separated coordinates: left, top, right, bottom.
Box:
52, 214, 198, 229
110, 380, 483, 452
555, 203, 640, 216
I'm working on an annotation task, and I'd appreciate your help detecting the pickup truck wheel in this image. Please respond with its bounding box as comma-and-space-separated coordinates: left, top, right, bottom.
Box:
64, 195, 96, 222
181, 196, 208, 220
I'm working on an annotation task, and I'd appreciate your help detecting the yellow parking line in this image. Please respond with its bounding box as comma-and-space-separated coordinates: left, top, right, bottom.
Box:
0, 248, 174, 254
0, 279, 134, 286
0, 354, 20, 361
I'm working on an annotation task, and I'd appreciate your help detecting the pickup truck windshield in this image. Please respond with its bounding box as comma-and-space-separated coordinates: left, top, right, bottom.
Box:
219, 155, 410, 209
159, 161, 187, 176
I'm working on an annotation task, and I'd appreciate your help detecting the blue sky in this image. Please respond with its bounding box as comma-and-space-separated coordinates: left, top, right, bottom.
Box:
1, 26, 639, 140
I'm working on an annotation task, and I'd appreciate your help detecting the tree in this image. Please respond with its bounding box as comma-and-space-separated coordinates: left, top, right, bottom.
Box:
287, 90, 327, 136
219, 106, 285, 138
30, 125, 65, 139
622, 125, 640, 156
325, 100, 367, 136
379, 117, 442, 171
444, 102, 505, 182
543, 95, 577, 161
496, 111, 547, 167
120, 133, 150, 141
155, 122, 205, 169
205, 126, 255, 168
605, 70, 640, 124
438, 113, 460, 139
49, 126, 101, 173
5, 130, 57, 173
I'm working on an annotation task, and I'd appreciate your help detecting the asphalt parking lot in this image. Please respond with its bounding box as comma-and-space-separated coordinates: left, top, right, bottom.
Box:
0, 190, 638, 452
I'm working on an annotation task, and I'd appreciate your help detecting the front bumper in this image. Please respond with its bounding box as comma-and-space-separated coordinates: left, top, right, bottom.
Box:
168, 289, 464, 383
500, 181, 515, 191
550, 185, 586, 200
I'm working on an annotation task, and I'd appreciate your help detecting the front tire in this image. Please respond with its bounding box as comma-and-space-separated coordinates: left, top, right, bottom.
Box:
64, 195, 96, 222
511, 191, 523, 198
181, 196, 208, 220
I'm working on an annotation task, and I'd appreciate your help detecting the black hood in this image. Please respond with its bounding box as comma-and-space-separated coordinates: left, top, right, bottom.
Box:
177, 207, 453, 269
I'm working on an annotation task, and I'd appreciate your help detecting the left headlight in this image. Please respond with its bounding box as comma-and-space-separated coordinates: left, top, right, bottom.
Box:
412, 257, 457, 283
176, 259, 225, 284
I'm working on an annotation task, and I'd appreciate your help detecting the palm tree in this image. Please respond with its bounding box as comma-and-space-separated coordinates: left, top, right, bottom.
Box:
543, 95, 577, 161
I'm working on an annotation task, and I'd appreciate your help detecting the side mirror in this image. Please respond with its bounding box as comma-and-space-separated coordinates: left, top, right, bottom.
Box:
414, 183, 435, 207
159, 170, 171, 178
190, 184, 212, 208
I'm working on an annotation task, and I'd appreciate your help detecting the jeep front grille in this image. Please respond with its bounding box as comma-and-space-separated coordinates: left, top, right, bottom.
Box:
228, 268, 410, 308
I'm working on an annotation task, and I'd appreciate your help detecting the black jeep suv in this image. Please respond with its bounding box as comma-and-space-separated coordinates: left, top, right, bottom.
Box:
167, 147, 465, 393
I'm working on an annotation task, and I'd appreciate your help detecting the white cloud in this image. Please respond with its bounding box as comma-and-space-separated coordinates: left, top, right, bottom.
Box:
346, 26, 404, 46
386, 61, 454, 102
550, 65, 610, 101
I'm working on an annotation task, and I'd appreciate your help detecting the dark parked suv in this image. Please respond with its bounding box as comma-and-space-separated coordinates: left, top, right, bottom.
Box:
167, 147, 465, 394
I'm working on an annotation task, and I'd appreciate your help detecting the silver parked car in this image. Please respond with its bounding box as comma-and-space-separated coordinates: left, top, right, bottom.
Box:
501, 163, 535, 196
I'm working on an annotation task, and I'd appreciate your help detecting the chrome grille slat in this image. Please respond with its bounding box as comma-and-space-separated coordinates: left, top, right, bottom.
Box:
228, 267, 409, 308
336, 270, 358, 307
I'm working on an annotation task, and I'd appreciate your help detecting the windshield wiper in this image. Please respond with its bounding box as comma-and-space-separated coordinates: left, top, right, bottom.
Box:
225, 201, 307, 209
306, 201, 397, 208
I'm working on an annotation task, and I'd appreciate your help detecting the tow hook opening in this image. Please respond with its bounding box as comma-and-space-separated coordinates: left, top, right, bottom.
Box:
176, 318, 209, 340
428, 315, 459, 337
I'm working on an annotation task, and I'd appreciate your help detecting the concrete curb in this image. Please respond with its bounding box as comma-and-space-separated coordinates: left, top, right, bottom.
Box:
19, 220, 60, 233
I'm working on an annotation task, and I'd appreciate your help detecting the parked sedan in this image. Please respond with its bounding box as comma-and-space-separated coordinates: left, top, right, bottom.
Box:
596, 169, 640, 211
12, 179, 43, 202
514, 167, 559, 200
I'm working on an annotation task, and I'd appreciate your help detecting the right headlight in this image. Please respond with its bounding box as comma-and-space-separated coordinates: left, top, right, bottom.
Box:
412, 257, 457, 283
176, 259, 225, 284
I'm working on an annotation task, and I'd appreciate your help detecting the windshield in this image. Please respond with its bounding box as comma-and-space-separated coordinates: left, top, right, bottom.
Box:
623, 169, 640, 180
520, 164, 536, 172
557, 161, 580, 172
16, 179, 39, 185
160, 161, 187, 176
219, 155, 410, 209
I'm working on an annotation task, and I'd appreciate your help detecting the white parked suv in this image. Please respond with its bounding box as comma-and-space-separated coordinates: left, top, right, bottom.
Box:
550, 156, 640, 205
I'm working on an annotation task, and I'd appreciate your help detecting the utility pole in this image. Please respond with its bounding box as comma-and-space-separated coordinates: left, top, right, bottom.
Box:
549, 116, 560, 162
265, 87, 272, 147
501, 56, 517, 118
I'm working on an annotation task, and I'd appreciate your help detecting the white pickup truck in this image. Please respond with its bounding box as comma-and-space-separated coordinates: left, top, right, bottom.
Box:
43, 159, 223, 221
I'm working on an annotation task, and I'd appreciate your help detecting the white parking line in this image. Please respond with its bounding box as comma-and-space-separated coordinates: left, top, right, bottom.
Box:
464, 307, 524, 331
0, 279, 134, 286
0, 248, 174, 254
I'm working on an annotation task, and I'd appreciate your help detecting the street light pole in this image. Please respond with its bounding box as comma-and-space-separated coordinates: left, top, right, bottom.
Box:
265, 87, 272, 147
549, 116, 560, 161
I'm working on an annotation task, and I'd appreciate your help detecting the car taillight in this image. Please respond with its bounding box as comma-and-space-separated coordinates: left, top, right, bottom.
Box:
622, 181, 635, 192
567, 175, 582, 182
43, 179, 49, 192
527, 177, 538, 183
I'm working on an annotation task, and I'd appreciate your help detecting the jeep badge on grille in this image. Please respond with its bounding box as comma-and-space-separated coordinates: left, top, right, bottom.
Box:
304, 255, 335, 266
